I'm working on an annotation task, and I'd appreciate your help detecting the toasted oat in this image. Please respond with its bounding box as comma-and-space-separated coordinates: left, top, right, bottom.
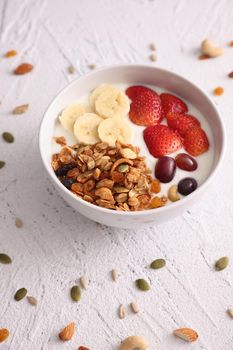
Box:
119, 304, 126, 319
12, 104, 29, 115
111, 269, 118, 281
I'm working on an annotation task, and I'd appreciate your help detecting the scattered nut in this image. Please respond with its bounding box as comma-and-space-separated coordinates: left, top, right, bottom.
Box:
213, 86, 224, 96
0, 328, 9, 343
119, 304, 126, 319
120, 148, 137, 159
14, 63, 34, 75
59, 322, 75, 341
12, 104, 29, 115
119, 335, 148, 350
168, 185, 180, 202
173, 328, 198, 342
201, 39, 223, 58
228, 71, 233, 78
130, 302, 139, 313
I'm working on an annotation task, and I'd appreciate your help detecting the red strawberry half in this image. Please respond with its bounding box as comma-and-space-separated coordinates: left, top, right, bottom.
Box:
166, 112, 200, 137
143, 125, 183, 158
184, 126, 209, 156
129, 90, 163, 126
160, 93, 188, 116
126, 85, 157, 100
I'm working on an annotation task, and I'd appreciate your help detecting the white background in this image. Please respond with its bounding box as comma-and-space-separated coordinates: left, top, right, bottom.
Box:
0, 0, 233, 349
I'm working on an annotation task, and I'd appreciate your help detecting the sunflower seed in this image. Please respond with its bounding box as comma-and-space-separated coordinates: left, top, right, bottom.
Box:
149, 53, 157, 62
15, 217, 23, 228
27, 296, 37, 306
70, 285, 81, 302
111, 269, 118, 281
150, 258, 166, 269
14, 287, 27, 301
80, 276, 88, 289
227, 309, 233, 318
0, 161, 5, 169
12, 104, 29, 115
119, 304, 126, 319
2, 132, 14, 143
149, 42, 156, 51
130, 302, 139, 313
135, 279, 150, 291
68, 65, 76, 74
215, 256, 229, 271
0, 253, 12, 264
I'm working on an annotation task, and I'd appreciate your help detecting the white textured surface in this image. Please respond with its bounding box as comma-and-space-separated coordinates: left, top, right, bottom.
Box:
0, 0, 233, 349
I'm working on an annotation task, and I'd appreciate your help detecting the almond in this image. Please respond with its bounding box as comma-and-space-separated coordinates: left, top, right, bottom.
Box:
0, 328, 9, 342
14, 63, 34, 75
59, 322, 75, 341
173, 328, 198, 342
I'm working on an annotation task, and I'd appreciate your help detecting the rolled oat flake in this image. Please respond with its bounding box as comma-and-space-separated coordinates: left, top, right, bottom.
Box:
2, 132, 14, 143
27, 296, 38, 306
14, 287, 27, 301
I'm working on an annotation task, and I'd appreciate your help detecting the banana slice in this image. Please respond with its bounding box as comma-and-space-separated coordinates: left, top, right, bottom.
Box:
98, 117, 133, 147
95, 89, 130, 119
59, 103, 86, 133
90, 84, 115, 108
73, 113, 103, 145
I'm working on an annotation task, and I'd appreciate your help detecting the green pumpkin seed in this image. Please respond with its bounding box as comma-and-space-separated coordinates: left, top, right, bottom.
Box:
0, 161, 5, 169
135, 279, 150, 291
215, 256, 229, 271
2, 132, 14, 143
117, 164, 129, 173
70, 285, 81, 302
150, 258, 166, 270
0, 253, 12, 264
14, 287, 27, 301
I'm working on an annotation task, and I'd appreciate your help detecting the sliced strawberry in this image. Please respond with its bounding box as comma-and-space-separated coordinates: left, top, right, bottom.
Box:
129, 90, 163, 126
166, 112, 200, 137
160, 93, 188, 116
184, 126, 209, 156
143, 125, 183, 158
125, 85, 157, 100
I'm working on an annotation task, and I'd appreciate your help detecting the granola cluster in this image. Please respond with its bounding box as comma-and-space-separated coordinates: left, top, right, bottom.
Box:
52, 140, 167, 211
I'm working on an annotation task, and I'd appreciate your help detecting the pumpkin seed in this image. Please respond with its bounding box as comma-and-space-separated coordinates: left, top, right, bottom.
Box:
70, 285, 81, 302
0, 253, 12, 264
15, 217, 23, 228
27, 296, 37, 306
0, 161, 5, 169
150, 258, 166, 270
14, 287, 27, 301
215, 256, 229, 271
2, 132, 14, 143
135, 279, 150, 291
117, 164, 129, 173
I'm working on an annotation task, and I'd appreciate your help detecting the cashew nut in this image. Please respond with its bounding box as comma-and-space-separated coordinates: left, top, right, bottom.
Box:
168, 185, 180, 202
201, 39, 224, 58
120, 336, 148, 350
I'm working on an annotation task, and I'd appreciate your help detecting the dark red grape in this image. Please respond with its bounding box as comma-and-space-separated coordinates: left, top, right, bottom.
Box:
175, 153, 198, 171
155, 156, 176, 183
178, 177, 198, 195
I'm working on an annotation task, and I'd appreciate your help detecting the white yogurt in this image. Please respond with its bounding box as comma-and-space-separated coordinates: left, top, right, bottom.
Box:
52, 83, 215, 198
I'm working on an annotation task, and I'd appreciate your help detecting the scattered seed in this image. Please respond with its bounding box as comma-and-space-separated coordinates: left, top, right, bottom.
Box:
227, 308, 233, 318
0, 328, 9, 343
27, 296, 37, 306
68, 65, 76, 74
14, 287, 27, 301
213, 86, 224, 96
130, 302, 139, 313
229, 40, 233, 47
111, 269, 118, 281
59, 322, 75, 341
215, 256, 229, 271
150, 258, 166, 270
149, 53, 157, 62
0, 161, 5, 169
12, 104, 29, 115
5, 50, 17, 58
80, 276, 88, 289
15, 217, 23, 228
149, 42, 156, 51
119, 304, 126, 319
117, 164, 129, 173
14, 63, 34, 75
173, 328, 198, 342
89, 63, 96, 70
70, 285, 81, 302
198, 54, 210, 60
2, 132, 14, 143
0, 253, 12, 264
228, 71, 233, 78
135, 278, 150, 291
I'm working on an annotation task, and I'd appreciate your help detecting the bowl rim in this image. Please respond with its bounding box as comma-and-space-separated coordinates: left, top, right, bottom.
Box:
39, 63, 226, 217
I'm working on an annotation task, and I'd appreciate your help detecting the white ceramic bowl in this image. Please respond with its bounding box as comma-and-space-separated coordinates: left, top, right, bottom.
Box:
39, 64, 225, 228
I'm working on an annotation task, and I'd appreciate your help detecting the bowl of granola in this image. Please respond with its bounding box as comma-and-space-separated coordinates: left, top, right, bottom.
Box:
39, 64, 225, 228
